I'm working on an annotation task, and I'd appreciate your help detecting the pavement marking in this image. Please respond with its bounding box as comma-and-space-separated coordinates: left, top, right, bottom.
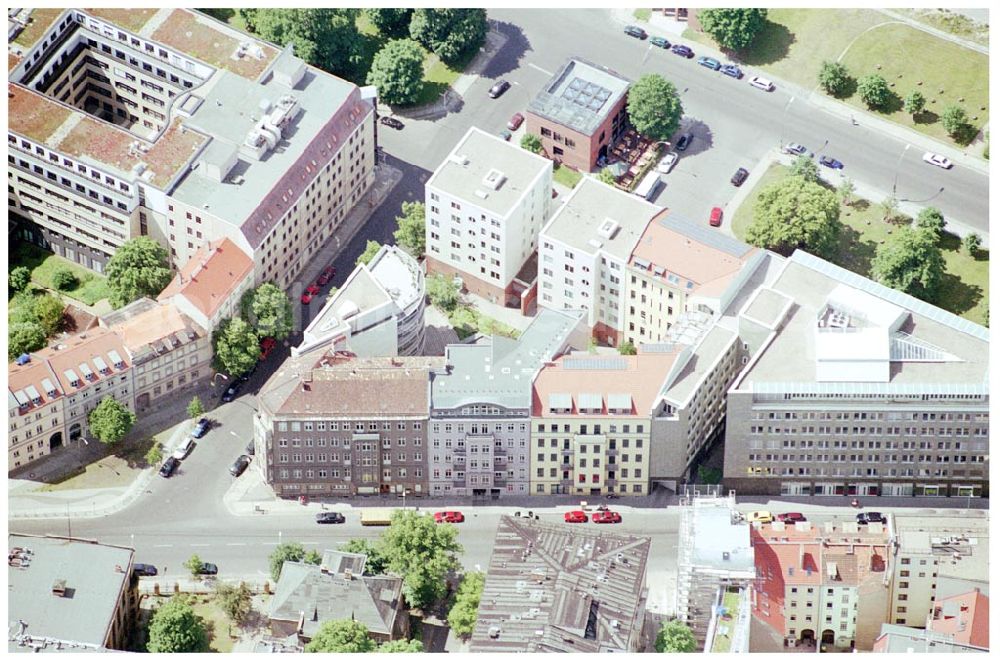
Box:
300, 542, 319, 545
528, 63, 553, 77
153, 544, 173, 548
226, 542, 247, 547
190, 543, 210, 547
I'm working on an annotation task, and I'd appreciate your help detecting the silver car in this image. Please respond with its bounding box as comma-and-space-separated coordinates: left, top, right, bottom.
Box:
656, 152, 679, 174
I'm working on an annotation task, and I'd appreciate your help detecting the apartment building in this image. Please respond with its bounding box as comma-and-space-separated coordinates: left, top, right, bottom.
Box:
529, 348, 679, 496
428, 308, 586, 498
926, 588, 989, 649
9, 9, 375, 285
525, 57, 631, 172
8, 354, 65, 470
425, 126, 553, 304
751, 520, 892, 651
255, 351, 444, 498
100, 298, 211, 411
470, 516, 651, 653
724, 251, 989, 498
872, 623, 989, 654
538, 177, 662, 346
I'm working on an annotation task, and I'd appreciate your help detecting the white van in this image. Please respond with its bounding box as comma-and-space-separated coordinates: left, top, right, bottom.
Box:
632, 170, 662, 201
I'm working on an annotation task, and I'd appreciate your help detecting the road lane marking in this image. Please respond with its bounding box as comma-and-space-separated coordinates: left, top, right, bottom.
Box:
300, 542, 319, 545
153, 544, 173, 548
528, 63, 553, 77
226, 543, 247, 547
190, 544, 209, 547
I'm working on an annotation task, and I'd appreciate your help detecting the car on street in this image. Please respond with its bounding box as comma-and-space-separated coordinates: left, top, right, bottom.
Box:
159, 457, 179, 478
749, 76, 774, 91
778, 512, 808, 525
221, 380, 242, 403
671, 44, 695, 58
316, 511, 346, 524
173, 437, 195, 460
300, 284, 320, 305
488, 80, 511, 98
720, 64, 743, 79
783, 143, 812, 157
512, 510, 539, 520
259, 336, 277, 360
709, 206, 724, 227
194, 562, 218, 576
674, 132, 693, 151
133, 563, 158, 577
623, 25, 647, 39
857, 511, 887, 525
378, 116, 404, 130
749, 510, 774, 523
592, 510, 622, 524
507, 112, 525, 131
229, 454, 251, 477
731, 167, 749, 187
656, 152, 679, 174
192, 417, 210, 439
317, 265, 336, 286
434, 511, 465, 524
923, 152, 953, 169
499, 129, 512, 141
650, 36, 671, 49
697, 56, 721, 71
819, 155, 844, 170
564, 510, 588, 524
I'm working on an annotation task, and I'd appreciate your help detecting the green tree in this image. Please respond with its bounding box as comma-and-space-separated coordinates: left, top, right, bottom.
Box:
880, 195, 899, 222
237, 8, 258, 31
31, 293, 65, 336
789, 154, 819, 183
426, 273, 460, 312
304, 619, 376, 653
379, 639, 424, 652
357, 240, 382, 267
247, 9, 362, 80
9, 266, 31, 295
269, 542, 322, 582
51, 266, 77, 291
941, 105, 970, 139
597, 168, 617, 186
87, 397, 136, 444
187, 395, 204, 420
184, 554, 204, 578
837, 177, 856, 205
697, 8, 768, 51
364, 8, 413, 39
818, 60, 852, 97
857, 74, 892, 110
447, 571, 485, 638
618, 340, 637, 355
367, 39, 426, 106
245, 282, 294, 341
212, 317, 259, 378
8, 322, 46, 360
382, 511, 463, 609
409, 9, 487, 64
916, 207, 945, 235
963, 233, 982, 256
871, 227, 945, 299
655, 620, 697, 653
145, 443, 163, 467
105, 237, 172, 308
215, 581, 253, 625
393, 201, 426, 257
746, 176, 841, 257
147, 597, 208, 653
340, 539, 389, 575
903, 90, 926, 117
697, 465, 723, 484
520, 133, 543, 154
626, 74, 684, 142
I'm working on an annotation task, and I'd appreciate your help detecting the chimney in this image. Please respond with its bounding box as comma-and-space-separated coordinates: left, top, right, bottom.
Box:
51, 579, 67, 597
344, 568, 353, 581
296, 611, 305, 634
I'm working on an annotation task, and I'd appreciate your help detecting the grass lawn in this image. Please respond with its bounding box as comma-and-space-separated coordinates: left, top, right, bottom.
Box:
711, 589, 743, 653
13, 8, 63, 48
190, 597, 236, 653
36, 434, 161, 492
553, 165, 584, 189
448, 305, 520, 341
633, 9, 652, 22
12, 243, 111, 306
732, 164, 988, 325
898, 8, 989, 47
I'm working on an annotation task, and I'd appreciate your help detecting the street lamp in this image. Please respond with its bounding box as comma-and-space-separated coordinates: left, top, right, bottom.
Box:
892, 144, 911, 197
212, 373, 229, 388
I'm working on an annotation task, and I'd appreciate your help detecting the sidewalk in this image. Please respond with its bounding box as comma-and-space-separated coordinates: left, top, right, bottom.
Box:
875, 9, 988, 55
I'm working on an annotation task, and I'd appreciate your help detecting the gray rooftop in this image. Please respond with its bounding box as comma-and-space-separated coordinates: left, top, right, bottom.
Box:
527, 58, 631, 136
741, 287, 792, 330
7, 534, 133, 649
542, 177, 661, 260
432, 308, 583, 410
893, 515, 989, 585
690, 506, 754, 574
875, 624, 988, 653
426, 127, 552, 218
661, 325, 738, 407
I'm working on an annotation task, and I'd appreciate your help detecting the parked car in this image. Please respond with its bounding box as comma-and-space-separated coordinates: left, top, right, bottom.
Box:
697, 56, 721, 71
749, 76, 774, 92
564, 510, 588, 524
591, 510, 622, 524
731, 167, 749, 187
229, 455, 251, 478
133, 563, 158, 577
819, 155, 844, 170
316, 511, 346, 524
245, 440, 255, 456
778, 512, 808, 525
192, 417, 210, 439
221, 380, 242, 403
709, 206, 724, 227
783, 143, 812, 157
488, 80, 511, 98
173, 437, 195, 460
378, 116, 404, 130
300, 284, 320, 305
499, 129, 512, 141
674, 132, 693, 151
159, 457, 179, 478
857, 511, 887, 525
656, 152, 679, 174
259, 336, 277, 361
720, 64, 743, 79
623, 25, 647, 39
512, 510, 539, 520
922, 152, 952, 169
507, 112, 525, 131
671, 44, 695, 58
194, 562, 218, 576
434, 511, 465, 524
650, 36, 671, 49
749, 510, 774, 523
317, 265, 336, 286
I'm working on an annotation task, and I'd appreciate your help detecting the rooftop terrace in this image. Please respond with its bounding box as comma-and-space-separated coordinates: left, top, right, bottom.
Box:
151, 9, 277, 81
527, 58, 631, 137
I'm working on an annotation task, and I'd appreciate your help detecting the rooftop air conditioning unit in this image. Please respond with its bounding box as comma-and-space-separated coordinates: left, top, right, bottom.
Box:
482, 168, 506, 190
597, 218, 620, 240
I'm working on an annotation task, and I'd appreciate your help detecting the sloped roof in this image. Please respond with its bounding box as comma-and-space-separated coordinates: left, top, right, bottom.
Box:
157, 238, 253, 318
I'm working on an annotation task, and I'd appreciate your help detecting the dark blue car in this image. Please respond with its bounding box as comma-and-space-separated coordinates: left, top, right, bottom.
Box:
192, 418, 210, 439
720, 64, 743, 79
671, 44, 695, 58
819, 155, 844, 169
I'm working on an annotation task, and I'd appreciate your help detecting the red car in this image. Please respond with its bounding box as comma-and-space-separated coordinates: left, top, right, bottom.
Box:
563, 510, 588, 524
507, 112, 525, 131
434, 511, 465, 524
300, 284, 321, 304
778, 512, 807, 525
709, 207, 723, 227
317, 266, 336, 286
591, 511, 622, 524
259, 337, 277, 360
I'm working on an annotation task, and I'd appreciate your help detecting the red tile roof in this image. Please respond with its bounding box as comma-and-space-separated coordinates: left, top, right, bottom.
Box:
30, 328, 131, 397
157, 238, 253, 318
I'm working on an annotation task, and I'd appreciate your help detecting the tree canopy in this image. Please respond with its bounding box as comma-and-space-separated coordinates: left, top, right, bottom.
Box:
963, 233, 982, 255
243, 282, 294, 341
368, 39, 426, 106
915, 207, 945, 235
304, 619, 376, 653
382, 511, 463, 609
51, 266, 77, 291
941, 105, 970, 139
269, 542, 322, 582
184, 554, 204, 577
871, 227, 945, 299
626, 74, 684, 142
789, 154, 819, 183
8, 322, 46, 360
409, 9, 487, 64
364, 8, 413, 39
339, 539, 389, 575
357, 240, 383, 267
393, 201, 426, 257
243, 9, 362, 80
817, 60, 852, 97
697, 8, 768, 51
618, 340, 637, 355
105, 237, 172, 308
30, 293, 65, 337
597, 169, 617, 186
655, 620, 697, 653
378, 639, 425, 652
212, 317, 259, 378
520, 133, 543, 154
215, 581, 254, 625
447, 571, 485, 638
746, 175, 841, 257
857, 74, 892, 110
187, 396, 204, 420
87, 397, 136, 444
9, 266, 31, 294
903, 90, 926, 117
147, 598, 208, 653
426, 273, 460, 312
